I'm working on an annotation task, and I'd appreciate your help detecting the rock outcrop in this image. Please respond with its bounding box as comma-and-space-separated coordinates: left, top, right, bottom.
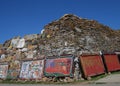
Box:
1, 14, 120, 62
41, 14, 120, 55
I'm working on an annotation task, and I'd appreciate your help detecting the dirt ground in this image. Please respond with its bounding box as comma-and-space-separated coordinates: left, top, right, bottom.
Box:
0, 74, 120, 86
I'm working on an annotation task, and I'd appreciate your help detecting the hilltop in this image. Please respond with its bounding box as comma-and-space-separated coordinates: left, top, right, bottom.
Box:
1, 14, 120, 61
40, 14, 120, 55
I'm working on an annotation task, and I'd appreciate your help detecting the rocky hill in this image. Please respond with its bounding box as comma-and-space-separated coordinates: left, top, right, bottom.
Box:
40, 14, 120, 55
1, 14, 120, 61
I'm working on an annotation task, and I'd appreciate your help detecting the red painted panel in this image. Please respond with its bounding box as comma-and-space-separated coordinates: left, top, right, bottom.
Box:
44, 57, 73, 77
104, 54, 120, 72
80, 55, 105, 78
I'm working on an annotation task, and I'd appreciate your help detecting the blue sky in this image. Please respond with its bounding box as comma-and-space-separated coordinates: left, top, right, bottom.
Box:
0, 0, 120, 43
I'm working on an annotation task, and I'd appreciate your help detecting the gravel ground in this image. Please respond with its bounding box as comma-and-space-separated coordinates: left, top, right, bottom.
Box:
0, 74, 120, 86
0, 84, 120, 86
95, 74, 120, 83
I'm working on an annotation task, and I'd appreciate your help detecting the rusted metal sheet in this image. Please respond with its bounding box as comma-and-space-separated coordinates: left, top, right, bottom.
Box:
44, 55, 74, 77
80, 55, 105, 78
20, 60, 44, 79
103, 54, 120, 72
0, 64, 8, 79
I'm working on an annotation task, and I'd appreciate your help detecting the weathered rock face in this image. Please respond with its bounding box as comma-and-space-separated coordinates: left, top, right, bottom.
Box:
41, 14, 120, 55
0, 44, 2, 49
1, 14, 120, 61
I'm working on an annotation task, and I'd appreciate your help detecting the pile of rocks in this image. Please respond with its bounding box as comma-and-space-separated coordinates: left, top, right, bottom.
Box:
1, 14, 120, 63
41, 14, 120, 55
